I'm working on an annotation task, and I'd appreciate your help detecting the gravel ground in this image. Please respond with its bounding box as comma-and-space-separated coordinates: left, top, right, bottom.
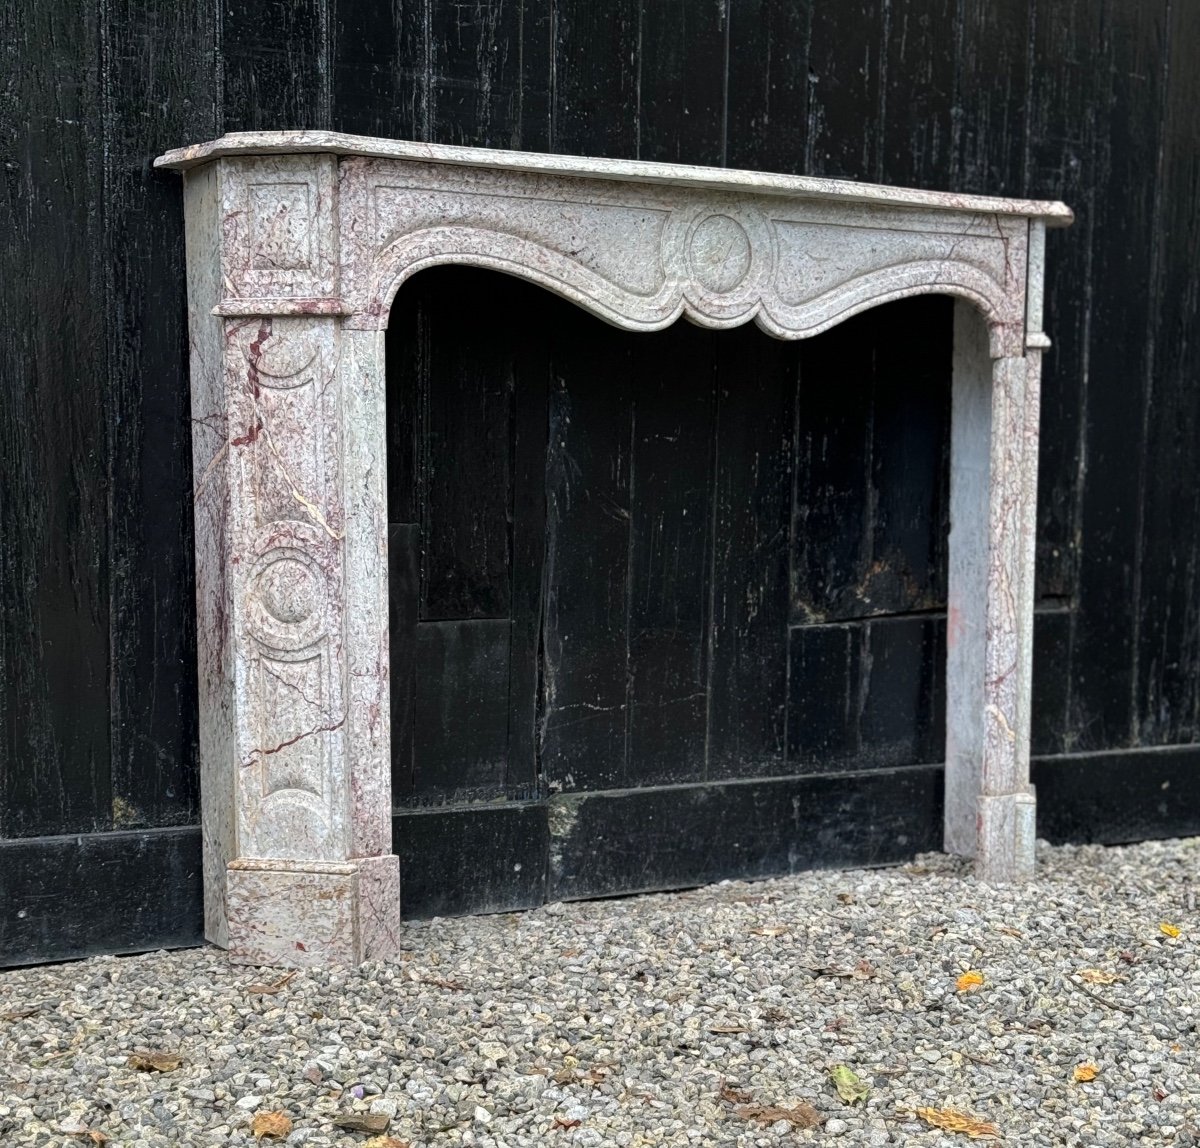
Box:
1, 837, 1197, 1148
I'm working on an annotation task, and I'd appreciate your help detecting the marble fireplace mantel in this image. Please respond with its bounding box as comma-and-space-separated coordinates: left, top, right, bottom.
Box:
156, 130, 1071, 968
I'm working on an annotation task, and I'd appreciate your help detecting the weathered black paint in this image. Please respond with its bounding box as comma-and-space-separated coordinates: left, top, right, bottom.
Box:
3, 0, 1199, 961
395, 802, 548, 920
0, 827, 203, 966
546, 766, 946, 904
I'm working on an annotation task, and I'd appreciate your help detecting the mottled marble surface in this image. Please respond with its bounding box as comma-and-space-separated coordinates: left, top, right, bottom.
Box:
161, 131, 1068, 966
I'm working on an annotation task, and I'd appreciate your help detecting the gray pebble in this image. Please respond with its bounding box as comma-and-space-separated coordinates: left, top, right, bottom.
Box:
0, 837, 1195, 1147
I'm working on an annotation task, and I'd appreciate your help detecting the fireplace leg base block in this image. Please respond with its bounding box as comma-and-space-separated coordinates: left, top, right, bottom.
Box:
224, 856, 400, 968
975, 789, 1037, 885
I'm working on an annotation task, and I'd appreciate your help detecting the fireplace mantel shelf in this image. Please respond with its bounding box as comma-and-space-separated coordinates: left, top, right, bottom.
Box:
160, 130, 1069, 967
158, 130, 1073, 225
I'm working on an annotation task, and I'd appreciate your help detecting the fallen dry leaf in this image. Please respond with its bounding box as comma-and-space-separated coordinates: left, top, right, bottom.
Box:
735, 1103, 823, 1129
126, 1051, 183, 1073
829, 1065, 869, 1105
333, 1115, 391, 1133
0, 1008, 38, 1021
709, 1023, 749, 1034
836, 892, 855, 904
1160, 921, 1182, 938
363, 1138, 410, 1148
1119, 950, 1140, 965
1073, 1063, 1099, 1082
761, 1007, 789, 1023
749, 925, 789, 937
996, 925, 1023, 938
1078, 968, 1119, 985
552, 1117, 582, 1130
251, 1111, 292, 1140
62, 1129, 107, 1145
718, 1081, 753, 1104
915, 1106, 1000, 1139
956, 971, 985, 993
246, 971, 296, 995
418, 977, 467, 991
560, 948, 581, 958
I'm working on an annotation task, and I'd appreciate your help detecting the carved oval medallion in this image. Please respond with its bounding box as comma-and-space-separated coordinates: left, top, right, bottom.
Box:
256, 555, 320, 624
688, 214, 752, 293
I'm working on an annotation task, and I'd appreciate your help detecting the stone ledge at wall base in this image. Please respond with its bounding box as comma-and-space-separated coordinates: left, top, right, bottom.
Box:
156, 130, 1071, 969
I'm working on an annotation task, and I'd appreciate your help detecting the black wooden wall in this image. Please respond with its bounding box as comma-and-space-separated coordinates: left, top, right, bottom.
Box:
2, 0, 1198, 965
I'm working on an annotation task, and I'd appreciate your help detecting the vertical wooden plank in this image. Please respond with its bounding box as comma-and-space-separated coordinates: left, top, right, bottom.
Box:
104, 0, 218, 829
428, 0, 525, 148
636, 0, 726, 165
1134, 0, 1200, 747
1022, 0, 1104, 618
791, 310, 875, 623
952, 0, 1030, 195
222, 0, 331, 131
804, 0, 884, 179
1031, 610, 1072, 757
507, 313, 551, 792
384, 280, 425, 526
0, 0, 111, 837
388, 524, 419, 801
625, 325, 717, 786
877, 0, 957, 189
413, 620, 511, 797
550, 0, 640, 157
516, 0, 555, 152
1023, 0, 1104, 611
792, 298, 950, 625
417, 270, 513, 622
787, 617, 945, 771
540, 309, 633, 792
1067, 0, 1170, 752
332, 0, 428, 139
866, 298, 952, 615
706, 326, 796, 779
725, 0, 811, 174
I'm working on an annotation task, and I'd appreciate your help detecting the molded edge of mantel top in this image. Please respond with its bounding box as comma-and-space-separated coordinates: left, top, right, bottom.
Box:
154, 131, 1073, 226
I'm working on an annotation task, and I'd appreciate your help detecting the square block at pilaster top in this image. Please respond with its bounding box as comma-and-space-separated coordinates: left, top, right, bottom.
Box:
218, 154, 338, 305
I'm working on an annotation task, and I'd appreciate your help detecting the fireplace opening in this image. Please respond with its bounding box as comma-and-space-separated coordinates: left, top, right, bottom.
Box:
385, 266, 953, 915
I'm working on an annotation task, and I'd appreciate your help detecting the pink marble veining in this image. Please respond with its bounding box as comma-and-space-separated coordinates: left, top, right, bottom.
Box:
160, 131, 1069, 967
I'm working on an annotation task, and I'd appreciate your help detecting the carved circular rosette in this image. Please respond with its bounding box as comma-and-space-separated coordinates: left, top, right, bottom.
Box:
663, 203, 775, 323
246, 547, 327, 652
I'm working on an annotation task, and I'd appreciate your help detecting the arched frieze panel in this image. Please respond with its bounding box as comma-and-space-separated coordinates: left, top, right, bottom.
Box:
340, 156, 1026, 356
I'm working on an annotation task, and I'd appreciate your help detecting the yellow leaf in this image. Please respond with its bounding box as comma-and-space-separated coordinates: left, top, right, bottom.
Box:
955, 971, 985, 993
829, 1064, 869, 1105
1160, 921, 1181, 938
251, 1112, 292, 1141
1077, 968, 1118, 985
915, 1106, 1000, 1140
1073, 1063, 1099, 1082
